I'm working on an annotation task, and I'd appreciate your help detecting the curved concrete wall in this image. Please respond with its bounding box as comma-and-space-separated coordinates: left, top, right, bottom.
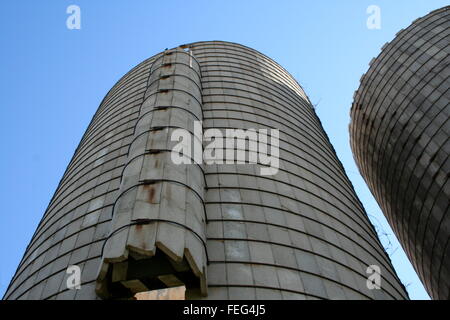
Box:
350, 7, 449, 299
5, 41, 408, 300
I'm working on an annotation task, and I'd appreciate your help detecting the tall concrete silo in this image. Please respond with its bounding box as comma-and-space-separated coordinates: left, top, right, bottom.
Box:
5, 41, 408, 300
350, 7, 449, 299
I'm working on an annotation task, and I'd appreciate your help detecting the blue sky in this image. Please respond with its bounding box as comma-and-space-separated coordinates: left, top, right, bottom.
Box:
0, 0, 447, 299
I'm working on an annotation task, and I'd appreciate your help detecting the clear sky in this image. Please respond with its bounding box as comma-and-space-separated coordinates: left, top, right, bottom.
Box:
0, 0, 447, 300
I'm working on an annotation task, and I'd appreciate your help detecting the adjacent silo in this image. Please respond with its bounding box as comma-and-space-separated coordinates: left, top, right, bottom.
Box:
350, 7, 449, 299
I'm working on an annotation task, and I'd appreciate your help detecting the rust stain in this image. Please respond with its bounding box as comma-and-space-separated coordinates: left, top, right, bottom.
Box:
134, 224, 147, 249
143, 184, 157, 204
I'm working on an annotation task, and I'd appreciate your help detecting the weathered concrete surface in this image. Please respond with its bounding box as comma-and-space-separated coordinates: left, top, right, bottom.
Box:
350, 6, 449, 300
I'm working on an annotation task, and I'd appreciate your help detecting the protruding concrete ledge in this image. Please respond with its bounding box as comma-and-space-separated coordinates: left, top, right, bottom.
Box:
96, 48, 207, 299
